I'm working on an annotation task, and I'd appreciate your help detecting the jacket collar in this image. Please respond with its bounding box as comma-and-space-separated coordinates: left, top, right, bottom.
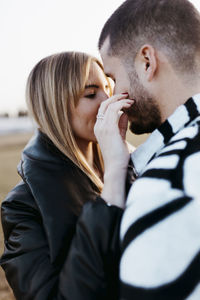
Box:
21, 129, 72, 164
131, 94, 200, 176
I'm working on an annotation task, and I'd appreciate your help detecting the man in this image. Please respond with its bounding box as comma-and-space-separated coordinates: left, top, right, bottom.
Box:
59, 1, 200, 299
96, 0, 200, 299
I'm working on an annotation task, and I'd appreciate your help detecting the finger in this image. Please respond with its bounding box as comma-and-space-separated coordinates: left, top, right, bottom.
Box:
95, 99, 134, 139
95, 100, 133, 125
97, 93, 129, 115
119, 112, 128, 130
105, 99, 134, 123
119, 113, 128, 139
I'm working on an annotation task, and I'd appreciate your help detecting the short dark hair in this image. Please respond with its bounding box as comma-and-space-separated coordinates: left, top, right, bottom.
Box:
98, 0, 200, 73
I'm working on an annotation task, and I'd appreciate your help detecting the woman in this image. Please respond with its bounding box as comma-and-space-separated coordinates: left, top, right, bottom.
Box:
0, 52, 132, 300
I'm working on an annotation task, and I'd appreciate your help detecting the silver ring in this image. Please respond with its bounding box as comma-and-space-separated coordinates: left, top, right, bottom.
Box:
96, 113, 105, 120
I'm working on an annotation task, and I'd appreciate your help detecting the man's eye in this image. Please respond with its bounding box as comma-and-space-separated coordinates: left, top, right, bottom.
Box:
107, 76, 116, 84
85, 94, 96, 99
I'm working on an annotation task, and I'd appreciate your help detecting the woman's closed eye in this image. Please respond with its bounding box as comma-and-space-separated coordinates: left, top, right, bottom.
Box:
85, 93, 96, 99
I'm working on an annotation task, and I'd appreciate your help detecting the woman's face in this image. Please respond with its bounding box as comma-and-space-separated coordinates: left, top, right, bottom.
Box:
71, 61, 111, 144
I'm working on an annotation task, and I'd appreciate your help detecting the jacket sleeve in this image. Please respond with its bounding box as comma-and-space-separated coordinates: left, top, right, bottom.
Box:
1, 182, 123, 300
0, 181, 71, 300
58, 198, 123, 300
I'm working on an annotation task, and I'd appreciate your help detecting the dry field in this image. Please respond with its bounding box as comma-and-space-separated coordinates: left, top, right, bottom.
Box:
0, 131, 148, 300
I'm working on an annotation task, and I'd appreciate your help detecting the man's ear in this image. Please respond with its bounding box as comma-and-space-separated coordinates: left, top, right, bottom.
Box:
137, 45, 157, 81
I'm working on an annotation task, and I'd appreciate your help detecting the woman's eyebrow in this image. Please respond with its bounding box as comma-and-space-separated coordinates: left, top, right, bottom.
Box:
85, 84, 99, 89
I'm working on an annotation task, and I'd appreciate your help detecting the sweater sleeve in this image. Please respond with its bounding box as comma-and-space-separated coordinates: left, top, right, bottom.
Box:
58, 198, 123, 300
120, 138, 200, 299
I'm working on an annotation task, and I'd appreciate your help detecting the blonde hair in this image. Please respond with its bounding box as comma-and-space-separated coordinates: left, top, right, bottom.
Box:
26, 52, 107, 193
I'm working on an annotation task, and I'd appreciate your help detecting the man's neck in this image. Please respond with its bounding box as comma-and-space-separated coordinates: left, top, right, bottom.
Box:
159, 75, 200, 123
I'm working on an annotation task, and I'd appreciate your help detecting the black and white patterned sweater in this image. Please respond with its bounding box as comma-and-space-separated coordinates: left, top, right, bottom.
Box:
120, 94, 200, 300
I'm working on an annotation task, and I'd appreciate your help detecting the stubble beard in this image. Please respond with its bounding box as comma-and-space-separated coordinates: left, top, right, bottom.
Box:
124, 69, 162, 134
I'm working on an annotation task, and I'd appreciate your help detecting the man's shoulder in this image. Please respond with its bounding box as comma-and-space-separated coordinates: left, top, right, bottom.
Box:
171, 118, 200, 142
156, 119, 200, 159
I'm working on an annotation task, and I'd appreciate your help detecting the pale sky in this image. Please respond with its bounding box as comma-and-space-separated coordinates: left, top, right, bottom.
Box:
0, 0, 200, 114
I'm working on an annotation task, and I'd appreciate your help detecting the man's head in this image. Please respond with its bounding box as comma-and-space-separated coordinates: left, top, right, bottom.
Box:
99, 0, 200, 134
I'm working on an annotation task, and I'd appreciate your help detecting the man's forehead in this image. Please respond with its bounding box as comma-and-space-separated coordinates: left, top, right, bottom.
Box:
100, 37, 111, 59
100, 37, 119, 75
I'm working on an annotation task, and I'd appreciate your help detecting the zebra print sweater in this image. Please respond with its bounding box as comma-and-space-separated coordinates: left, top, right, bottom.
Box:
120, 94, 200, 300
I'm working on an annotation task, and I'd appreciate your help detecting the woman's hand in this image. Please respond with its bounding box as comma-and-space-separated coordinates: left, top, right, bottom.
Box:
94, 93, 134, 208
94, 93, 134, 172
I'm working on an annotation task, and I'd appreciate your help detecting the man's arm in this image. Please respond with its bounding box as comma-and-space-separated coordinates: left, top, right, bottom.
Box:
120, 143, 200, 300
59, 199, 123, 300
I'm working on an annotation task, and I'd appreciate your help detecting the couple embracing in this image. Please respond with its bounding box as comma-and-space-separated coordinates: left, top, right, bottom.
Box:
1, 0, 200, 299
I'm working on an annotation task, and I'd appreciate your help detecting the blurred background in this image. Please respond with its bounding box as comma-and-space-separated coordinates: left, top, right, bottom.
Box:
0, 0, 199, 299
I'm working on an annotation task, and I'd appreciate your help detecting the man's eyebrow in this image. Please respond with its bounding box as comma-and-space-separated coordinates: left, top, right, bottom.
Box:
85, 84, 99, 89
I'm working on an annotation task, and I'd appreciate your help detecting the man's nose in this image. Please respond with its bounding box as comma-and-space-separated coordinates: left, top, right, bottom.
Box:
113, 86, 120, 95
100, 91, 109, 102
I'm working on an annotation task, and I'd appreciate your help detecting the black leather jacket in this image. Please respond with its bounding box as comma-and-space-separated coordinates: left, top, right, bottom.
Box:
0, 130, 123, 300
